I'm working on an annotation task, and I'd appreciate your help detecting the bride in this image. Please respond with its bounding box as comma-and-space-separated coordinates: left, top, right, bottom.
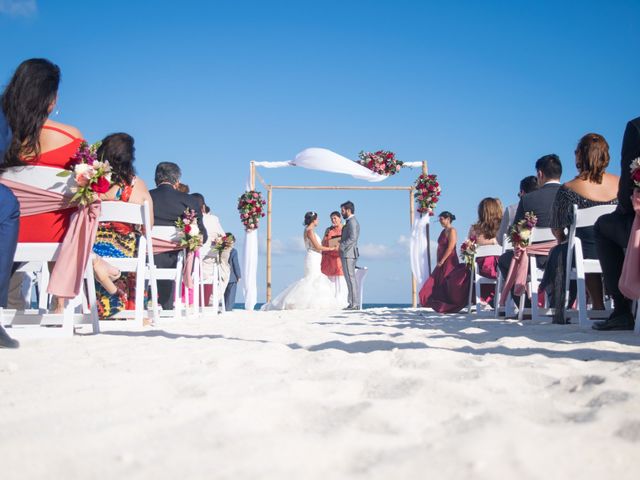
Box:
261, 211, 349, 310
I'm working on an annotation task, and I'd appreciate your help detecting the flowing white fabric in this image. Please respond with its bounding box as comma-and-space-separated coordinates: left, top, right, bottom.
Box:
261, 231, 348, 310
252, 161, 292, 168
410, 215, 431, 287
292, 148, 386, 182
243, 228, 258, 310
403, 162, 424, 168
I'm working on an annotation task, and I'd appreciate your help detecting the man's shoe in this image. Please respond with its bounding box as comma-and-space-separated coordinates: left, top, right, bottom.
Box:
0, 326, 19, 349
592, 312, 634, 331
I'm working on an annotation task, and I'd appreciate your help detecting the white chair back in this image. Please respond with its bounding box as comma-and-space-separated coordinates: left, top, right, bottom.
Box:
564, 204, 616, 327
530, 227, 555, 243
476, 244, 503, 258
99, 201, 145, 225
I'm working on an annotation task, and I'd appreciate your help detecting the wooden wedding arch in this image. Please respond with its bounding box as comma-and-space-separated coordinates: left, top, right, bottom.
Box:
249, 160, 432, 307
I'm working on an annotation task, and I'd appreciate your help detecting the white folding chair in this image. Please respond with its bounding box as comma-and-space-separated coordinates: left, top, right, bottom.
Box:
520, 227, 556, 322
198, 254, 225, 315
564, 204, 617, 328
495, 234, 517, 318
355, 266, 368, 309
465, 244, 503, 316
150, 226, 185, 320
93, 201, 157, 327
0, 243, 99, 337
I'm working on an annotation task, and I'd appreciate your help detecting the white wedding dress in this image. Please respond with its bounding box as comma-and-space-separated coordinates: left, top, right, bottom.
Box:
261, 230, 349, 311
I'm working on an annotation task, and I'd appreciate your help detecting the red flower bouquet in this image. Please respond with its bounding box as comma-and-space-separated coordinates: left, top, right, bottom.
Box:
508, 212, 537, 248
630, 157, 640, 188
460, 236, 477, 268
57, 141, 112, 205
358, 150, 403, 176
414, 174, 441, 216
238, 190, 266, 231
175, 208, 203, 251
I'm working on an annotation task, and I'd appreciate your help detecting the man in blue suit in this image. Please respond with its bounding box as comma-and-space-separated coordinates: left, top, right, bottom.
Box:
224, 234, 241, 311
0, 108, 20, 348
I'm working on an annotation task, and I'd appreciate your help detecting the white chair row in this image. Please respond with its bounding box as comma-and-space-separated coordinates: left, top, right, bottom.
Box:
492, 204, 626, 330
1, 201, 199, 337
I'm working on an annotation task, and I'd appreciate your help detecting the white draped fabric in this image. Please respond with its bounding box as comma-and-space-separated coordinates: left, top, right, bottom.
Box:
410, 215, 431, 288
242, 148, 430, 310
242, 228, 258, 310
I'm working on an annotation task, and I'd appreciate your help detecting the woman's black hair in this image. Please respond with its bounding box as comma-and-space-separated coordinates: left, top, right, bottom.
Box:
96, 133, 135, 185
1, 58, 60, 171
439, 211, 456, 222
303, 211, 318, 226
330, 211, 341, 218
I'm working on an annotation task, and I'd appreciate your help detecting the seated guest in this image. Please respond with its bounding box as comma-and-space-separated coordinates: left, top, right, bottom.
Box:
1, 59, 84, 242
541, 133, 618, 321
498, 154, 563, 305
592, 117, 640, 331
419, 211, 467, 312
92, 133, 154, 319
1, 58, 84, 313
150, 162, 207, 310
191, 193, 225, 306
468, 197, 503, 305
0, 182, 20, 348
224, 234, 241, 311
497, 176, 538, 245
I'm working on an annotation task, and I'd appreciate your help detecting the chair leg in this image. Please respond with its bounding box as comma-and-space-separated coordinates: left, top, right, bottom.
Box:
576, 276, 588, 328
518, 293, 525, 321
85, 268, 100, 334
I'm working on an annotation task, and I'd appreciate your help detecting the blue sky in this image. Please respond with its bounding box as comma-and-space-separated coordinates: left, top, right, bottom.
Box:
1, 0, 639, 303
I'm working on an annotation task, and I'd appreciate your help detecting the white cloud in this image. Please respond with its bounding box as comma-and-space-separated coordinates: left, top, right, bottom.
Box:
259, 236, 306, 256
0, 0, 37, 17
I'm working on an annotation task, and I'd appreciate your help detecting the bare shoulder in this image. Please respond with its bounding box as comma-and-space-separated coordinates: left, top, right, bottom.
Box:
45, 119, 83, 139
133, 177, 150, 193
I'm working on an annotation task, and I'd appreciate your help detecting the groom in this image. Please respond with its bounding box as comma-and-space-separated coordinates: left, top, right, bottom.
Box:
339, 201, 360, 310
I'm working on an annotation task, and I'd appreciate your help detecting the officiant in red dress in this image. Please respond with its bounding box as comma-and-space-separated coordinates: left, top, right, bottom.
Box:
321, 211, 344, 276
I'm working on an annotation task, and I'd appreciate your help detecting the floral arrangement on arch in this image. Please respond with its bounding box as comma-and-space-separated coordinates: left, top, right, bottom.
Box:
238, 190, 266, 231
460, 236, 477, 269
57, 141, 112, 205
414, 173, 441, 216
358, 150, 403, 176
507, 212, 537, 248
630, 157, 640, 188
175, 208, 203, 251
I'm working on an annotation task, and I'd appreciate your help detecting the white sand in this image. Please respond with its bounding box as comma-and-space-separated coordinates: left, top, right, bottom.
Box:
1, 308, 640, 479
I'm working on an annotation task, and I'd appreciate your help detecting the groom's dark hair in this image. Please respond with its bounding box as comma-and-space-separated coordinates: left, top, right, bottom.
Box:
341, 201, 355, 213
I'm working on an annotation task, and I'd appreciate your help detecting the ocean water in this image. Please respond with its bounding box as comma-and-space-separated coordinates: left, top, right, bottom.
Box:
235, 303, 413, 310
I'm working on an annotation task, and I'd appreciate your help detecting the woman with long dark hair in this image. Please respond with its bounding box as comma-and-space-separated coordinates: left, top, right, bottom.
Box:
92, 133, 154, 319
1, 58, 84, 242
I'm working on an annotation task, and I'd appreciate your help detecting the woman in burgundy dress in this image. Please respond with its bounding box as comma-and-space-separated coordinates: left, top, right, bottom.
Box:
419, 211, 466, 312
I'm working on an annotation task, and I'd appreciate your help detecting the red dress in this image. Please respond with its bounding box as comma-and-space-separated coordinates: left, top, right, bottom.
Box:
321, 225, 343, 276
419, 229, 469, 313
18, 125, 84, 243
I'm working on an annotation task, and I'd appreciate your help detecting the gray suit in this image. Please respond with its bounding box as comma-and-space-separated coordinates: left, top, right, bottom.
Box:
339, 215, 360, 307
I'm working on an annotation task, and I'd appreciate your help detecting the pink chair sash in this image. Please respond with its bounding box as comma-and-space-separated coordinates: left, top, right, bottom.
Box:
152, 238, 195, 289
619, 213, 640, 299
0, 177, 101, 299
499, 240, 557, 306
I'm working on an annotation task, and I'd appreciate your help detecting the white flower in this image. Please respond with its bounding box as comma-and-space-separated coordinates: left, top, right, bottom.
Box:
189, 224, 200, 236
519, 229, 531, 241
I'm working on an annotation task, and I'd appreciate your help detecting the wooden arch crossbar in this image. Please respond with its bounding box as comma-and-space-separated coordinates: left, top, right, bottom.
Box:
249, 160, 431, 307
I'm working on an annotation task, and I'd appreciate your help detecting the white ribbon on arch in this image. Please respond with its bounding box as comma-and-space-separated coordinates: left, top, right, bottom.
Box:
242, 148, 430, 310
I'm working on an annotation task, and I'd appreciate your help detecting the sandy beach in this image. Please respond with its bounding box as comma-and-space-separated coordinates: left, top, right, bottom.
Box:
1, 308, 640, 479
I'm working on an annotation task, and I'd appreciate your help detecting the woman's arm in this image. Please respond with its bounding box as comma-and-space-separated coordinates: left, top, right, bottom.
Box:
438, 227, 457, 267
307, 229, 335, 252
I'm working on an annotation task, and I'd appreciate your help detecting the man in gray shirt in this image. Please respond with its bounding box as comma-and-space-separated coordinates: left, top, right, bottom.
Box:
339, 201, 360, 310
